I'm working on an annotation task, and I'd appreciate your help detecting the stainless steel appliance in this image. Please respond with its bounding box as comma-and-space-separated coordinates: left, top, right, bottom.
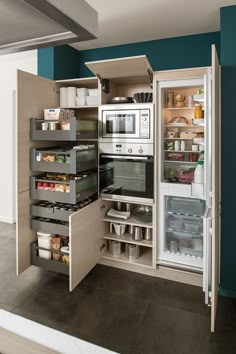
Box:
99, 103, 153, 144
99, 143, 154, 203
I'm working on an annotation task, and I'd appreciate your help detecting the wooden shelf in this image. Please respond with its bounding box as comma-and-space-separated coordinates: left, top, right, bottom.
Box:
59, 105, 99, 109
165, 125, 205, 128
103, 215, 152, 228
164, 138, 195, 140
102, 248, 153, 268
163, 107, 194, 110
103, 232, 153, 248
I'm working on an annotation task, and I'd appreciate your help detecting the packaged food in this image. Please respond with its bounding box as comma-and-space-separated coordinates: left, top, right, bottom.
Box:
65, 185, 70, 193
41, 122, 49, 130
49, 122, 58, 130
189, 153, 199, 162
36, 182, 43, 190
166, 91, 174, 108
42, 154, 55, 162
167, 131, 176, 138
48, 183, 55, 191
51, 236, 61, 261
55, 155, 65, 163
64, 155, 70, 163
177, 168, 195, 184
180, 132, 197, 139
55, 183, 65, 192
61, 121, 70, 130
166, 141, 174, 150
60, 236, 69, 247
42, 182, 49, 190
168, 153, 184, 161
194, 104, 204, 119
36, 152, 42, 162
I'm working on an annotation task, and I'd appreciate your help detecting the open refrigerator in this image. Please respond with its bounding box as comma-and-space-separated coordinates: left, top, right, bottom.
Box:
156, 46, 221, 331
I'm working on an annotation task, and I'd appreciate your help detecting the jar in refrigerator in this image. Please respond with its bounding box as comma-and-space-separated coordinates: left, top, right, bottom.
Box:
180, 140, 185, 151
174, 140, 180, 151
194, 104, 204, 119
185, 95, 193, 107
166, 91, 174, 108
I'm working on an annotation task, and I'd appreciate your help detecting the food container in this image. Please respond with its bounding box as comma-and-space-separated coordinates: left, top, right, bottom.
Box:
125, 244, 140, 260
180, 132, 197, 139
109, 240, 121, 256
88, 88, 98, 96
185, 95, 193, 107
169, 240, 178, 253
61, 246, 70, 264
37, 231, 53, 259
189, 153, 199, 162
49, 121, 58, 130
194, 104, 204, 119
177, 168, 195, 184
167, 131, 176, 139
168, 153, 184, 161
166, 141, 174, 150
144, 228, 152, 241
61, 121, 70, 130
86, 95, 99, 106
166, 91, 174, 108
191, 145, 199, 151
132, 226, 143, 241
76, 96, 86, 106
55, 155, 65, 163
76, 88, 89, 97
41, 122, 49, 130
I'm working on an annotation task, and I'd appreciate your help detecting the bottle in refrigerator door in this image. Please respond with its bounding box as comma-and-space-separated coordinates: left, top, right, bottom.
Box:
194, 160, 204, 184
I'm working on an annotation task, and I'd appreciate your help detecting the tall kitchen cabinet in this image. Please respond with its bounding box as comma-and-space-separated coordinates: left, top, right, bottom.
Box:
16, 70, 111, 291
16, 51, 220, 331
154, 45, 221, 331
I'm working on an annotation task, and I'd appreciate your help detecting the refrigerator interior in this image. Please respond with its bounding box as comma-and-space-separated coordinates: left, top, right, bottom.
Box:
159, 81, 206, 188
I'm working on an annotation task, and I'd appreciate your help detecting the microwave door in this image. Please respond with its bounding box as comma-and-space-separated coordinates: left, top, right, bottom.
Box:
102, 110, 140, 138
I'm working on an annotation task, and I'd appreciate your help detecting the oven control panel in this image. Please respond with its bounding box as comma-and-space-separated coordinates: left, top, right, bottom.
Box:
140, 109, 150, 138
99, 142, 153, 156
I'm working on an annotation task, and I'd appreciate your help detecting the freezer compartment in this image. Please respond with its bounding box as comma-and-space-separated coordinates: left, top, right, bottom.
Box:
166, 231, 203, 258
167, 214, 202, 234
30, 242, 69, 275
30, 173, 97, 204
30, 117, 97, 141
31, 146, 97, 174
167, 196, 205, 216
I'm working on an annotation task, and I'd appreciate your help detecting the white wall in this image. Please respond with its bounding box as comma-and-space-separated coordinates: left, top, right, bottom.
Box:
0, 50, 37, 223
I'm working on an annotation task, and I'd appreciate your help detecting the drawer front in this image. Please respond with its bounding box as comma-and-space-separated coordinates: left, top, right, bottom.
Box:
30, 242, 69, 276
31, 204, 73, 222
31, 218, 69, 236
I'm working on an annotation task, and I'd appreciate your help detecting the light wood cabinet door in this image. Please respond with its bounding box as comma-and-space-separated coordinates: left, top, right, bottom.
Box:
16, 70, 56, 275
210, 45, 221, 332
69, 199, 111, 291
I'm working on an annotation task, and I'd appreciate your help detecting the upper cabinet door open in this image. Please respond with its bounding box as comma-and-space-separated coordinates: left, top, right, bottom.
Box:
210, 44, 221, 332
86, 55, 153, 82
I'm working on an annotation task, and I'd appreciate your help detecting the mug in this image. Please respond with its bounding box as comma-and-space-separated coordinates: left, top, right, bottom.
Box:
110, 223, 126, 236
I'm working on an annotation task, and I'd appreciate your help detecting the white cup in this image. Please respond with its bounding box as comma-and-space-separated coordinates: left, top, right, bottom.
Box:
110, 223, 126, 236
191, 145, 199, 151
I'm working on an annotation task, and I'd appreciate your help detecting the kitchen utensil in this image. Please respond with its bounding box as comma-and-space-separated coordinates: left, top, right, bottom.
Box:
109, 240, 121, 256
110, 223, 126, 236
116, 201, 122, 211
144, 228, 152, 241
125, 244, 140, 260
133, 206, 152, 223
132, 226, 143, 241
110, 97, 133, 104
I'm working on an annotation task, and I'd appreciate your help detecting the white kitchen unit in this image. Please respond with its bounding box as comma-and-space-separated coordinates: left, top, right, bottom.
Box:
16, 50, 220, 332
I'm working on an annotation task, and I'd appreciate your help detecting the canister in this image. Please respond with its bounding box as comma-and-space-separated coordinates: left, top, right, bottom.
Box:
109, 240, 121, 256
49, 121, 58, 130
125, 244, 140, 260
41, 122, 49, 130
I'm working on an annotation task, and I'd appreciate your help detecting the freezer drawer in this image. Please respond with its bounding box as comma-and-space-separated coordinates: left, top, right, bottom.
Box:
168, 197, 205, 216
31, 147, 97, 174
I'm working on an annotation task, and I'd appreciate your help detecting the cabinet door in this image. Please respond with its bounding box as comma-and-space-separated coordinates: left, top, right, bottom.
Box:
17, 70, 57, 275
69, 199, 111, 291
210, 45, 221, 332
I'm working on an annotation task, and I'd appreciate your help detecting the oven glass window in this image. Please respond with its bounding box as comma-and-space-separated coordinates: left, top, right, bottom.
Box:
105, 114, 136, 134
100, 156, 153, 199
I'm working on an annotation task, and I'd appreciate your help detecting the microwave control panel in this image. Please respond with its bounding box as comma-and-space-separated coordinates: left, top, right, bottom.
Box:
140, 110, 150, 138
99, 142, 153, 156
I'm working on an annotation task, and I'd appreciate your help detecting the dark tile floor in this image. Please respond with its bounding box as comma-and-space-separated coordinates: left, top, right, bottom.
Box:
1, 221, 236, 354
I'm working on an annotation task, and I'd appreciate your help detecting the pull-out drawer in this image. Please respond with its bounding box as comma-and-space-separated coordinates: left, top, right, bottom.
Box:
167, 197, 205, 217
30, 242, 69, 275
31, 147, 97, 174
30, 117, 98, 141
31, 203, 75, 222
31, 217, 69, 236
30, 174, 97, 204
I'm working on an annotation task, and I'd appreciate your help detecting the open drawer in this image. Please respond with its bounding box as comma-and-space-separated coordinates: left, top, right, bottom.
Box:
30, 242, 69, 276
31, 146, 97, 174
30, 117, 98, 141
30, 174, 97, 204
31, 217, 69, 236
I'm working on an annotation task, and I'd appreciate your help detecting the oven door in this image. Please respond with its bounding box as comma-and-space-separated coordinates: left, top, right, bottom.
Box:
102, 110, 140, 139
99, 154, 154, 203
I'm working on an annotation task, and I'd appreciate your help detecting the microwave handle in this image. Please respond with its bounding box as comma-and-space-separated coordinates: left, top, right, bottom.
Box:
101, 155, 149, 160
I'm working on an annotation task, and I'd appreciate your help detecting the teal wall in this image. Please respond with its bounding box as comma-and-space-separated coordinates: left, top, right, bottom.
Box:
219, 5, 236, 298
37, 45, 80, 80
78, 32, 220, 77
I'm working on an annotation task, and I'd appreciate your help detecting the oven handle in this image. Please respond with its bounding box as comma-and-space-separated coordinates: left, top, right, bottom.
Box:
100, 154, 151, 160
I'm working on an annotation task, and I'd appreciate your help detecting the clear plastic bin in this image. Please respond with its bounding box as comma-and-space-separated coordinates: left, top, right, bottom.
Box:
168, 216, 184, 231
184, 220, 201, 233
168, 197, 205, 216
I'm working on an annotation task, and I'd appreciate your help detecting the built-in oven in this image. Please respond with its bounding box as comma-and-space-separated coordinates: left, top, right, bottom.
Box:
99, 145, 154, 203
99, 103, 153, 144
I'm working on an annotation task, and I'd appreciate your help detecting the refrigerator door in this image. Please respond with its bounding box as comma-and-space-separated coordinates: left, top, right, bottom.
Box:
203, 207, 212, 305
210, 45, 221, 332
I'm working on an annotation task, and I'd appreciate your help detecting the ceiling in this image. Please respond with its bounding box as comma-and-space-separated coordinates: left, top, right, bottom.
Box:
72, 0, 236, 51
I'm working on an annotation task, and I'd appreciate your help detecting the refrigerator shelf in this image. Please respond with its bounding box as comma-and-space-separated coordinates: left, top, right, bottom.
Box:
165, 250, 203, 259
164, 160, 197, 164
167, 229, 203, 237
167, 211, 203, 218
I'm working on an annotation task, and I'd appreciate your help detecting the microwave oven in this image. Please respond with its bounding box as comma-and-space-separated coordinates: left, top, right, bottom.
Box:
99, 103, 153, 144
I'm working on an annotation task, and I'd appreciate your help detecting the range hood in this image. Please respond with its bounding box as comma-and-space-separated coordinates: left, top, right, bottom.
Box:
0, 0, 98, 54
